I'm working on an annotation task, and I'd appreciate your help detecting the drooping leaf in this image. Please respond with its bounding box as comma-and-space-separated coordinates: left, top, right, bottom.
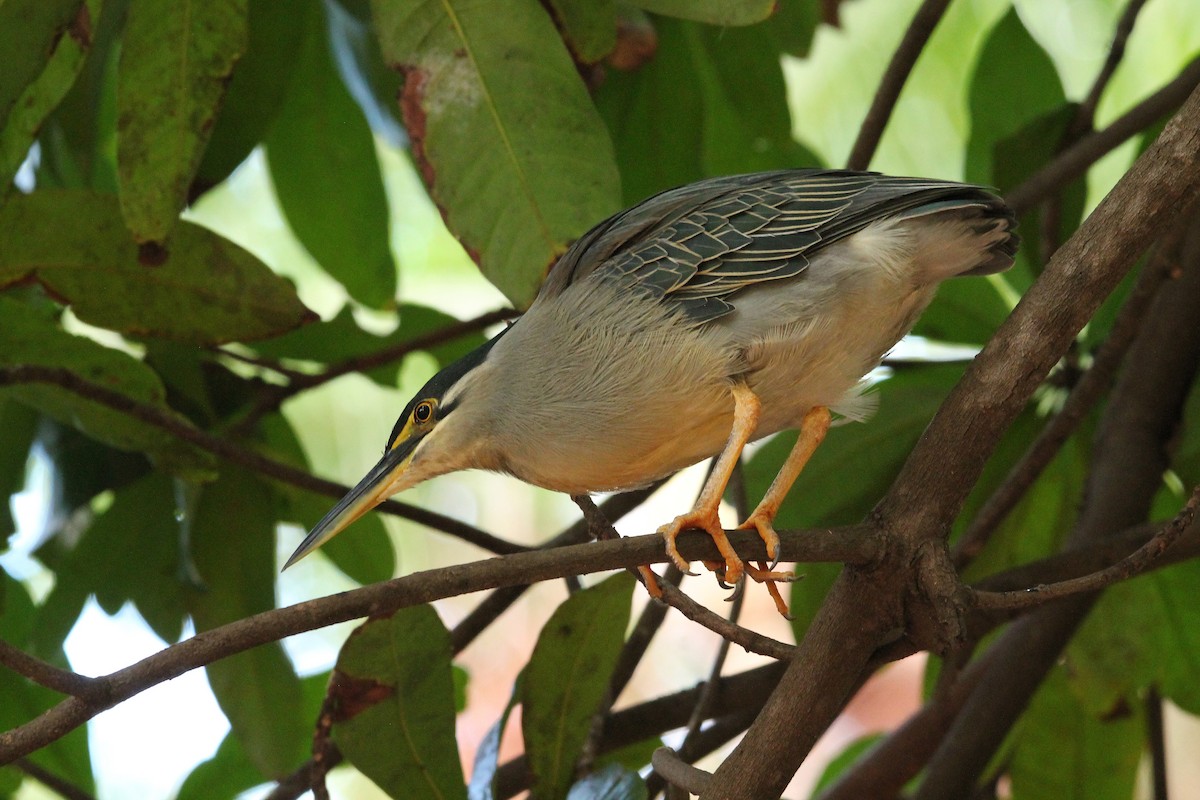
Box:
0, 0, 96, 195
0, 190, 316, 343
188, 468, 308, 778
33, 473, 186, 654
325, 0, 405, 144
629, 0, 774, 26
566, 764, 647, 800
266, 0, 396, 309
766, 0, 821, 57
0, 296, 213, 471
195, 0, 307, 190
261, 413, 395, 585
544, 0, 617, 63
596, 16, 818, 206
468, 681, 521, 800
115, 0, 248, 242
331, 605, 467, 800
522, 573, 634, 800
1008, 668, 1142, 800
965, 8, 1065, 184
372, 0, 621, 306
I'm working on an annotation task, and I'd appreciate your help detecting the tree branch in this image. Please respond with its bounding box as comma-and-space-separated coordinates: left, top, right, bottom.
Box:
845, 0, 953, 171
0, 525, 872, 765
0, 640, 99, 700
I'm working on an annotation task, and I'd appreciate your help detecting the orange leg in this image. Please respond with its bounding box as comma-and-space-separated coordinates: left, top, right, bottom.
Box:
738, 406, 831, 565
659, 383, 792, 586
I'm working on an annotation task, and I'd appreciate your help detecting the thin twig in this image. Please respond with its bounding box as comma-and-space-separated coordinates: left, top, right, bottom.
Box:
972, 485, 1200, 612
0, 525, 860, 765
1147, 686, 1169, 800
652, 748, 712, 796
0, 365, 522, 555
845, 0, 953, 171
1007, 57, 1200, 216
14, 758, 96, 800
952, 225, 1183, 566
1072, 0, 1148, 137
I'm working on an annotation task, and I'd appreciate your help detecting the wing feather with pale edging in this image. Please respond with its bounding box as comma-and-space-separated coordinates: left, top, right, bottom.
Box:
539, 169, 1009, 323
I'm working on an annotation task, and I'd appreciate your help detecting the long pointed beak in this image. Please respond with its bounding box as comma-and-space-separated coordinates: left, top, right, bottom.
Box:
283, 438, 419, 570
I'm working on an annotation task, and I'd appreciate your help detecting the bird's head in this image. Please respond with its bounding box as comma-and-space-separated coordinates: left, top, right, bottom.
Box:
282, 330, 508, 570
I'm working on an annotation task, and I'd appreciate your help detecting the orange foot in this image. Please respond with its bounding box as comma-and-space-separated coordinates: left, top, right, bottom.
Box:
658, 507, 746, 585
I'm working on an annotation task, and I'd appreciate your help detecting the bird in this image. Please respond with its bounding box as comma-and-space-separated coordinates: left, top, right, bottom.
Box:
283, 169, 1018, 613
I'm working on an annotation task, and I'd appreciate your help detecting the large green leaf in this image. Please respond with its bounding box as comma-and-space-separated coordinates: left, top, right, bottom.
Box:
195, 0, 306, 190
331, 605, 467, 800
266, 0, 396, 309
740, 365, 963, 638
596, 16, 817, 206
0, 0, 95, 195
0, 190, 315, 343
175, 731, 262, 800
0, 296, 212, 470
188, 468, 308, 778
115, 0, 248, 242
33, 473, 187, 655
1008, 668, 1141, 800
371, 0, 621, 307
965, 8, 1065, 184
522, 573, 634, 800
1070, 559, 1200, 717
629, 0, 774, 25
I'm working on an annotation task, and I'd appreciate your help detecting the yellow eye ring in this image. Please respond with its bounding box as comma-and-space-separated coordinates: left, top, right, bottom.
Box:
413, 400, 435, 424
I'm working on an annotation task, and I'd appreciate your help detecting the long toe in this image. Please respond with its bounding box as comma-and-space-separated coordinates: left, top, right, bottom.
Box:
659, 510, 745, 585
738, 511, 782, 566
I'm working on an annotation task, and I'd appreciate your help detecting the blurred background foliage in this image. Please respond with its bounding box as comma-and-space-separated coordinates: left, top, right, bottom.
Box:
2, 0, 1200, 798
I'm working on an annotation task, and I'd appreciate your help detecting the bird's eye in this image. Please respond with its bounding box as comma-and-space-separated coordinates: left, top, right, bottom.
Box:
413, 400, 435, 424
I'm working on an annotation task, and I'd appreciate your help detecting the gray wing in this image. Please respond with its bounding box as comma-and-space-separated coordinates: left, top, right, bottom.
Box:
539, 169, 1013, 323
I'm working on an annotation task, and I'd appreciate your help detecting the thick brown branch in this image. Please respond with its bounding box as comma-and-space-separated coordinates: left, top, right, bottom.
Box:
845, 0, 953, 171
0, 525, 872, 765
0, 640, 98, 700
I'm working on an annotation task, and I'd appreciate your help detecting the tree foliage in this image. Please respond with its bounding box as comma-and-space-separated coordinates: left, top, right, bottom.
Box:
3, 0, 1200, 799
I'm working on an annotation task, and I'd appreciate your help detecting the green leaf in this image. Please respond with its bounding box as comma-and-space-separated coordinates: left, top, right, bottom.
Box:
1070, 559, 1200, 716
0, 190, 316, 343
629, 0, 774, 26
813, 734, 884, 792
331, 605, 467, 800
911, 276, 1012, 345
0, 400, 38, 538
544, 0, 617, 63
0, 0, 95, 195
522, 573, 634, 800
965, 8, 1065, 184
266, 0, 396, 308
765, 0, 821, 58
741, 365, 963, 638
1009, 668, 1141, 800
116, 0, 248, 242
0, 296, 213, 470
261, 413, 395, 585
596, 16, 818, 206
566, 764, 647, 800
195, 0, 307, 189
188, 468, 308, 778
372, 0, 621, 307
34, 473, 187, 654
254, 304, 488, 385
468, 682, 521, 800
175, 731, 263, 800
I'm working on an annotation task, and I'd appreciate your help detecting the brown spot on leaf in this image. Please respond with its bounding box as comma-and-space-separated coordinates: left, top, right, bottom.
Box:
328, 670, 395, 722
1100, 695, 1133, 722
608, 14, 657, 71
398, 66, 436, 191
69, 3, 92, 48
138, 241, 169, 266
